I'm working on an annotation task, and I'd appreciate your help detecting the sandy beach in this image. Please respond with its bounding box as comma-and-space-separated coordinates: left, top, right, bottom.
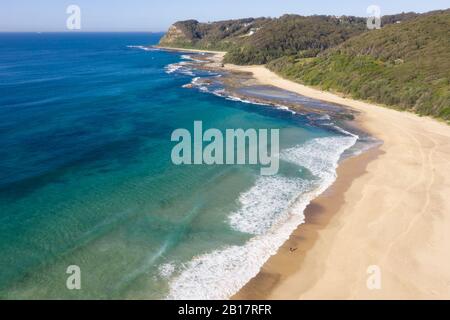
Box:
224, 63, 450, 299
159, 47, 450, 299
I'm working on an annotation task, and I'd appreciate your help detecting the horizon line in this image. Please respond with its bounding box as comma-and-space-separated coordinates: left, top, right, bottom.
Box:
2, 7, 448, 33
0, 31, 166, 33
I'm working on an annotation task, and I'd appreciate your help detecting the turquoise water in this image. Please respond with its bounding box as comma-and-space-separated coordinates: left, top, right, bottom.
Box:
0, 33, 357, 299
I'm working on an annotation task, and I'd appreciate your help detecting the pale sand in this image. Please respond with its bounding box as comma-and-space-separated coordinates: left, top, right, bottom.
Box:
159, 47, 450, 298
223, 63, 450, 299
234, 146, 383, 299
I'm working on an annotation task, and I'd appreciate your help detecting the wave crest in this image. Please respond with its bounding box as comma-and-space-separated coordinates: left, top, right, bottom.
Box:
165, 135, 358, 300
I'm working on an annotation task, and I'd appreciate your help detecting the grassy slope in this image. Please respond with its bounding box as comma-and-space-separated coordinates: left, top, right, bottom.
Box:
268, 10, 450, 122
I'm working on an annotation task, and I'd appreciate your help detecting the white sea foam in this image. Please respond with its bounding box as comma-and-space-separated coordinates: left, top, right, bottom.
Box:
126, 45, 157, 51
165, 63, 182, 74
165, 62, 195, 76
159, 263, 176, 279
184, 77, 217, 92
209, 89, 297, 114
164, 53, 206, 77
276, 105, 296, 114
224, 95, 271, 106
229, 176, 312, 235
165, 134, 358, 300
282, 135, 357, 179
191, 77, 201, 84
181, 54, 204, 62
168, 55, 297, 116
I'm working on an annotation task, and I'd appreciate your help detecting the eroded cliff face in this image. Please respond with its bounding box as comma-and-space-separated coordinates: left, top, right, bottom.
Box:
159, 25, 192, 46
159, 20, 201, 47
158, 18, 268, 49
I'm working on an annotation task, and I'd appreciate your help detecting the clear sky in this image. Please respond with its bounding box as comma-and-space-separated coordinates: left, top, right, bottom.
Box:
1, 0, 449, 32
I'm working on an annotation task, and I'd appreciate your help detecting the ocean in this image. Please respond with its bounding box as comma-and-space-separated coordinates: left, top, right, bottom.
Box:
0, 33, 359, 299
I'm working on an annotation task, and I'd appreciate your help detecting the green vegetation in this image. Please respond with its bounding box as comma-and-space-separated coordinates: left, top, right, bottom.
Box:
158, 18, 270, 51
159, 15, 367, 64
223, 15, 367, 64
160, 10, 450, 122
268, 10, 450, 122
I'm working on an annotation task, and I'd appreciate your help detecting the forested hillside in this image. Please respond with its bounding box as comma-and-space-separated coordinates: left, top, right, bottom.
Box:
268, 10, 450, 121
223, 15, 367, 64
160, 10, 450, 122
159, 15, 367, 64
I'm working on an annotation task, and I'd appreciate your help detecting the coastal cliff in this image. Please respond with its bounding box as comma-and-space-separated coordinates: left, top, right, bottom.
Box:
159, 23, 194, 47
159, 18, 270, 51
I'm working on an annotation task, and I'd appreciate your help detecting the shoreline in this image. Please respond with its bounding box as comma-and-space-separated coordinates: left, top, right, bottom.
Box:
233, 145, 383, 299
153, 45, 227, 55
161, 47, 450, 299
222, 60, 450, 299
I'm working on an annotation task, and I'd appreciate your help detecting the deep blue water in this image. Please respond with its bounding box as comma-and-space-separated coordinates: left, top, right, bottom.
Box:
0, 33, 357, 299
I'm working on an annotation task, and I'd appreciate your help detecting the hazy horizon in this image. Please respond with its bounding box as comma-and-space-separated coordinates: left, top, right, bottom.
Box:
1, 0, 449, 32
